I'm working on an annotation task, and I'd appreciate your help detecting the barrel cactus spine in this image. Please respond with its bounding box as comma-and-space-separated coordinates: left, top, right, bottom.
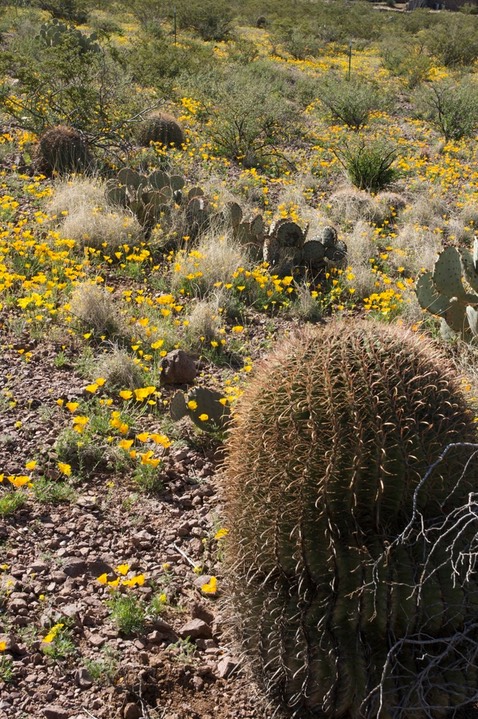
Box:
223, 319, 478, 718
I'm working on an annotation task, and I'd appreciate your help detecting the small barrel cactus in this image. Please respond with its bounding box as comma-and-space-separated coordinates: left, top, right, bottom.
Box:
136, 111, 185, 149
35, 125, 92, 176
223, 320, 478, 718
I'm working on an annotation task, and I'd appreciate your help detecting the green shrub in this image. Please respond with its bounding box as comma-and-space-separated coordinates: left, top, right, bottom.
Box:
177, 0, 233, 41
224, 319, 478, 718
35, 0, 89, 24
334, 138, 399, 193
423, 15, 478, 67
200, 65, 292, 167
380, 38, 432, 88
318, 74, 386, 130
107, 594, 145, 636
414, 77, 478, 142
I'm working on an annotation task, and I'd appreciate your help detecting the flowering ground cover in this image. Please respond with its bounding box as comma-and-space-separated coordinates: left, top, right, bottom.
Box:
1, 1, 478, 717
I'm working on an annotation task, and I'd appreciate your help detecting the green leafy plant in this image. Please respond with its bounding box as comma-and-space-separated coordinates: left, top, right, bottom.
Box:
32, 477, 75, 504
42, 623, 76, 661
107, 593, 146, 636
414, 78, 478, 142
318, 75, 386, 130
83, 647, 119, 685
334, 138, 399, 193
224, 319, 478, 718
0, 655, 14, 683
177, 0, 233, 41
0, 491, 25, 516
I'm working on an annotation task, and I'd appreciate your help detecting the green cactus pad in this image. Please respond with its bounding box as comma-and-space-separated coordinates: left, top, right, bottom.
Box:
302, 239, 326, 265
466, 305, 478, 336
275, 219, 304, 248
443, 298, 467, 333
187, 187, 204, 201
460, 246, 478, 295
170, 390, 187, 421
105, 183, 127, 207
169, 175, 185, 192
415, 272, 450, 315
148, 170, 170, 190
223, 201, 243, 228
432, 247, 468, 300
117, 167, 142, 190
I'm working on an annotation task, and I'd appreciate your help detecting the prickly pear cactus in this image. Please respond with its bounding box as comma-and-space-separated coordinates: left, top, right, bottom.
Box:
105, 168, 186, 234
223, 320, 478, 718
170, 386, 230, 433
415, 241, 478, 341
38, 19, 100, 54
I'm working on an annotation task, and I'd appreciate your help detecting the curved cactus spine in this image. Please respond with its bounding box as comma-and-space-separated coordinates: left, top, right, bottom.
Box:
223, 320, 478, 718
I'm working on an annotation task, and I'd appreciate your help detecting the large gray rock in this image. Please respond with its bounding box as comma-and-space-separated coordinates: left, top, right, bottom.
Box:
161, 350, 197, 385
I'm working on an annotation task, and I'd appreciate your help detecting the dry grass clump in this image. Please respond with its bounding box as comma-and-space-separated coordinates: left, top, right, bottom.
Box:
343, 221, 378, 299
460, 202, 478, 230
61, 207, 142, 251
389, 223, 441, 276
48, 177, 106, 217
170, 229, 250, 297
98, 347, 145, 389
183, 295, 225, 350
402, 190, 448, 229
70, 283, 123, 337
327, 187, 375, 227
371, 191, 407, 226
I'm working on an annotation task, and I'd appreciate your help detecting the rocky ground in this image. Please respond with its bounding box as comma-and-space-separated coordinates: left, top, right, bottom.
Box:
0, 338, 277, 719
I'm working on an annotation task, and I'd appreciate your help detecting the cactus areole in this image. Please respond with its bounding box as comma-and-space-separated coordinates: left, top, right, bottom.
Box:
223, 320, 477, 718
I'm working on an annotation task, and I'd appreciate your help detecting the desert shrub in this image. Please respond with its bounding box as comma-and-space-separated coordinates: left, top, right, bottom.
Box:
379, 38, 432, 88
334, 139, 399, 193
326, 187, 375, 226
0, 24, 142, 145
177, 0, 233, 41
414, 77, 478, 141
135, 111, 184, 148
318, 74, 387, 130
35, 125, 93, 175
183, 296, 225, 351
199, 65, 292, 167
70, 283, 123, 337
35, 0, 89, 24
423, 14, 478, 67
169, 229, 249, 298
126, 35, 214, 98
371, 191, 407, 225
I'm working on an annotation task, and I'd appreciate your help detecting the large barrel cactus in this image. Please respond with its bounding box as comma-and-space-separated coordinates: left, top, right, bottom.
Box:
223, 320, 478, 718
